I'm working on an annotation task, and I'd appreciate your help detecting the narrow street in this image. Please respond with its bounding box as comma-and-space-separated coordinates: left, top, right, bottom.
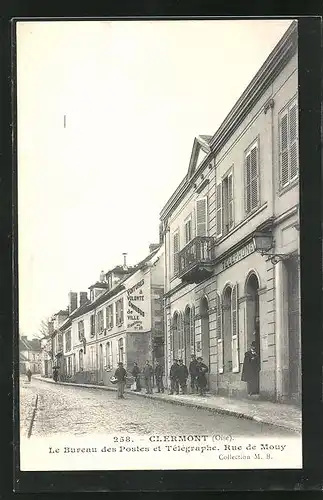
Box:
20, 378, 297, 438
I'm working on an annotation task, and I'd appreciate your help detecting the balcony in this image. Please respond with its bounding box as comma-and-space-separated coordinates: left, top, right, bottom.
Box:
178, 236, 215, 284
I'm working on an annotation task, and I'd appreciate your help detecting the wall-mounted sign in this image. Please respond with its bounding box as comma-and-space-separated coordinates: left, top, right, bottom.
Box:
221, 241, 255, 271
127, 279, 146, 331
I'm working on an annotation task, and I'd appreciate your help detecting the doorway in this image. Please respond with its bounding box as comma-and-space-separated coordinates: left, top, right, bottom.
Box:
245, 272, 260, 393
222, 286, 232, 373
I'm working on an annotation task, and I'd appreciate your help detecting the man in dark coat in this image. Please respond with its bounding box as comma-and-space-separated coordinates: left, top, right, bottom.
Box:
143, 360, 153, 394
131, 362, 141, 391
177, 359, 189, 394
154, 360, 164, 393
53, 367, 59, 383
189, 354, 198, 393
26, 368, 32, 382
169, 359, 179, 395
114, 361, 127, 399
241, 341, 260, 395
196, 357, 208, 396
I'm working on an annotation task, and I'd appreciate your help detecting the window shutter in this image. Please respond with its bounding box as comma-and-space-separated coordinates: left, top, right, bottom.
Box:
216, 292, 223, 373
104, 344, 107, 367
231, 283, 240, 373
289, 103, 298, 180
120, 299, 124, 324
250, 146, 258, 210
173, 232, 180, 274
196, 198, 207, 237
245, 153, 251, 213
178, 313, 184, 359
228, 174, 234, 229
216, 183, 222, 237
280, 112, 289, 187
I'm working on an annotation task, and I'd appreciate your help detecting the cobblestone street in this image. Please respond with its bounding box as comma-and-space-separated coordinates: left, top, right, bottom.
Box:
20, 378, 297, 438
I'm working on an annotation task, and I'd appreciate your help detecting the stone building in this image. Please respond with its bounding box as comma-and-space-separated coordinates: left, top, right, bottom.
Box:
160, 21, 300, 404
19, 336, 42, 374
56, 244, 164, 385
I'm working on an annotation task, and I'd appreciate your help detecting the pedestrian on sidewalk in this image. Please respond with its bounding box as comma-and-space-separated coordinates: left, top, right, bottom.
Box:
143, 360, 153, 394
196, 357, 208, 396
169, 359, 179, 395
53, 367, 59, 383
115, 361, 127, 399
154, 360, 164, 393
177, 359, 188, 394
189, 354, 198, 393
131, 362, 141, 392
26, 368, 32, 383
241, 341, 260, 396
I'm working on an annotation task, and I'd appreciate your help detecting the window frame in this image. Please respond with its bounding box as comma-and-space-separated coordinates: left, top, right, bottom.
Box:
173, 228, 180, 276
184, 215, 193, 245
221, 166, 234, 237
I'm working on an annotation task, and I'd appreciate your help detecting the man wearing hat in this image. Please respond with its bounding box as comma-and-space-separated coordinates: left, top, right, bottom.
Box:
114, 361, 127, 399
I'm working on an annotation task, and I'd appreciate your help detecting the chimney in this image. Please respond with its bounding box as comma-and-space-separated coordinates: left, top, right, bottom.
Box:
100, 270, 105, 282
79, 292, 88, 307
122, 253, 128, 270
68, 292, 78, 314
149, 243, 160, 254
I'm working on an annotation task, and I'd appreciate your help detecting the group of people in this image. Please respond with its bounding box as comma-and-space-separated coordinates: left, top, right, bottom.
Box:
170, 355, 209, 396
113, 360, 165, 399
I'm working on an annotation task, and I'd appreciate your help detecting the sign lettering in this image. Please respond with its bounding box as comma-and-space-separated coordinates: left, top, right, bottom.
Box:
221, 241, 255, 271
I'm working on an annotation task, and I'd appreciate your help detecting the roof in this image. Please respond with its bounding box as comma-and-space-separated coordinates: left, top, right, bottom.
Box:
88, 281, 110, 290
20, 337, 41, 352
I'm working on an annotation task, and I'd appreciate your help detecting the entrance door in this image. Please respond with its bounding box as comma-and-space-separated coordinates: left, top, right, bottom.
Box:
286, 257, 301, 403
245, 273, 260, 393
200, 297, 210, 367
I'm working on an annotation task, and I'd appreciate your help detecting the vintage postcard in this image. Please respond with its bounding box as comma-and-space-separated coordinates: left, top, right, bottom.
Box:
16, 18, 302, 472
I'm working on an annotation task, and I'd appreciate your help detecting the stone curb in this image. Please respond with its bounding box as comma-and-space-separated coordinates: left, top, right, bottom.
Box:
24, 393, 38, 439
37, 377, 301, 433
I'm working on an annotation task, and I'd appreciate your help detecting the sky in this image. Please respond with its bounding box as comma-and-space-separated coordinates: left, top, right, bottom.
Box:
17, 19, 293, 337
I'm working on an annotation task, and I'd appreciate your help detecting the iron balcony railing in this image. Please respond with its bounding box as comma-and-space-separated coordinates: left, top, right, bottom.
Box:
178, 236, 215, 276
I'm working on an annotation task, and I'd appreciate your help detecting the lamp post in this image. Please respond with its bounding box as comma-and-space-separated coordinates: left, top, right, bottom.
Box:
252, 231, 300, 265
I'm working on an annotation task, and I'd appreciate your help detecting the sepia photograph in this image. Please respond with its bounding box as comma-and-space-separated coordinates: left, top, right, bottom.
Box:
16, 18, 302, 472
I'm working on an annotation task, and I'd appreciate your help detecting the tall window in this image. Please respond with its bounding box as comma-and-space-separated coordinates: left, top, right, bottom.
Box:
222, 172, 234, 234
78, 320, 84, 341
184, 217, 192, 245
106, 342, 113, 369
96, 310, 104, 334
116, 299, 124, 326
279, 99, 298, 188
118, 338, 125, 364
195, 197, 207, 237
65, 330, 71, 352
245, 141, 260, 214
90, 314, 95, 337
79, 349, 84, 371
173, 230, 180, 275
106, 304, 114, 329
90, 346, 95, 370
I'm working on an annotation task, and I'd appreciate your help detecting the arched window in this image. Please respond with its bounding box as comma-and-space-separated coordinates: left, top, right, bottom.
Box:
172, 312, 179, 357
190, 305, 196, 352
222, 285, 233, 372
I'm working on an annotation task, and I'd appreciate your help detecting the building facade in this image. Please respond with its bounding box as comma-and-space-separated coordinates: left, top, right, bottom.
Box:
19, 336, 42, 374
53, 244, 164, 386
160, 22, 300, 404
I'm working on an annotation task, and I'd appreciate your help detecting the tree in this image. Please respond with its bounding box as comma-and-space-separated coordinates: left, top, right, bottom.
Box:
33, 317, 53, 340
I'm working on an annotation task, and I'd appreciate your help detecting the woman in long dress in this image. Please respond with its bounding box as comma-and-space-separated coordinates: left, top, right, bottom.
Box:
241, 341, 260, 395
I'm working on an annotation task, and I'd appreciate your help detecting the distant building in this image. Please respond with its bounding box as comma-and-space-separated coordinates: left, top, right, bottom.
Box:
19, 336, 42, 374
52, 244, 164, 386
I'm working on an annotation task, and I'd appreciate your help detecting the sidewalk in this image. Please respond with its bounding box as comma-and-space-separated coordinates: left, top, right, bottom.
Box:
37, 376, 301, 433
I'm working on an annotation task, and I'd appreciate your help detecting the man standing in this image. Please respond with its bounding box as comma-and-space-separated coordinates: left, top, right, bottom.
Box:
131, 362, 141, 392
53, 367, 59, 383
143, 360, 153, 394
241, 341, 260, 395
196, 357, 208, 396
169, 359, 179, 395
114, 361, 127, 399
154, 360, 164, 393
189, 354, 198, 393
177, 359, 189, 394
26, 368, 32, 383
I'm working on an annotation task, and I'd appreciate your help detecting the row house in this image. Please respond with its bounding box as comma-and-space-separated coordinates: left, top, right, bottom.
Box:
19, 336, 42, 374
160, 22, 300, 404
53, 244, 164, 385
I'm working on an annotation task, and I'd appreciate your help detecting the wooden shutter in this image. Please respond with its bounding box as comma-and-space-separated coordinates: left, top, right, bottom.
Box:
227, 173, 234, 229
104, 343, 107, 367
173, 232, 180, 274
245, 153, 251, 213
289, 103, 298, 180
216, 292, 223, 373
250, 146, 258, 210
196, 198, 207, 237
280, 111, 289, 187
231, 283, 240, 372
216, 183, 222, 237
120, 299, 124, 324
190, 306, 195, 352
178, 313, 184, 359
